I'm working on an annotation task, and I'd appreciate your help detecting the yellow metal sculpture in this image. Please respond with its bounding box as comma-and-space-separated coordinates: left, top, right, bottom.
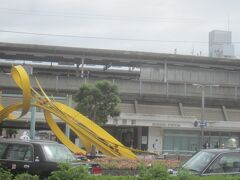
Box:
0, 65, 136, 159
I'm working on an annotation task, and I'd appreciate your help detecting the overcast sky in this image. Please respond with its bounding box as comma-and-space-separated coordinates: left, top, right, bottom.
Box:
1, 0, 240, 57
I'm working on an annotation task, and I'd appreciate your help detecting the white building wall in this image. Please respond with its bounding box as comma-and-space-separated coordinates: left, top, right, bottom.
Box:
209, 30, 234, 58
148, 127, 163, 153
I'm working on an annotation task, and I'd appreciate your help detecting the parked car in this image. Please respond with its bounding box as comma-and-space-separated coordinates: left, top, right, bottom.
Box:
169, 148, 240, 176
0, 139, 102, 178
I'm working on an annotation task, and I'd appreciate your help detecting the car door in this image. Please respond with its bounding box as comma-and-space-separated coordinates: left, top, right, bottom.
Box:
0, 142, 8, 166
2, 143, 34, 175
203, 152, 240, 175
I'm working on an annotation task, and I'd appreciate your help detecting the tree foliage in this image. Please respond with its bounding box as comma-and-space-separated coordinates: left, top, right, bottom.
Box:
0, 166, 13, 180
14, 173, 39, 180
5, 128, 18, 138
48, 163, 90, 180
75, 80, 121, 125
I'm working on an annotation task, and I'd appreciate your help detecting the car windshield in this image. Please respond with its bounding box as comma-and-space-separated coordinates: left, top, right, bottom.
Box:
183, 151, 217, 173
41, 143, 76, 162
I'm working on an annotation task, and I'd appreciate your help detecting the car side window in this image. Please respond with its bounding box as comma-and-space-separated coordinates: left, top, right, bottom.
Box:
5, 144, 33, 161
0, 143, 8, 159
205, 153, 240, 174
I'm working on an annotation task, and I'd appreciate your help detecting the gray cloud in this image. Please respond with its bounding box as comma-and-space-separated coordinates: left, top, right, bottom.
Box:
0, 0, 240, 56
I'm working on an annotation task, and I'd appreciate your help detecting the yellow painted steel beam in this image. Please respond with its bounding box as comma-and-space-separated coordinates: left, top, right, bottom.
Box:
0, 65, 137, 159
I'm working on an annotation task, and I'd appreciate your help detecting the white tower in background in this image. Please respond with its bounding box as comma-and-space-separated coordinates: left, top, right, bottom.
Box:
209, 30, 234, 58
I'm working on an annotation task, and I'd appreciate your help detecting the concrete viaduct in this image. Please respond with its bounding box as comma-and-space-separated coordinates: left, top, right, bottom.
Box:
1, 42, 240, 152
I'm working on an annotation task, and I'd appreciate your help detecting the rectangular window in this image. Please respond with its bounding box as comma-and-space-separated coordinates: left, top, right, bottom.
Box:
5, 144, 33, 161
122, 119, 127, 125
0, 143, 8, 159
131, 120, 136, 125
205, 153, 240, 174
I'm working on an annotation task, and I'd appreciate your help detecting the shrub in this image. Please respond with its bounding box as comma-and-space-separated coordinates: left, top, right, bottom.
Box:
0, 166, 13, 180
92, 176, 137, 180
138, 163, 170, 180
176, 168, 195, 180
47, 163, 91, 180
14, 173, 39, 180
92, 157, 180, 170
199, 176, 240, 180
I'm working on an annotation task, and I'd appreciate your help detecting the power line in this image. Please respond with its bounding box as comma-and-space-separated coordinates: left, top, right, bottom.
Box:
1, 29, 240, 44
0, 7, 206, 23
0, 29, 211, 44
2, 7, 240, 26
0, 7, 199, 20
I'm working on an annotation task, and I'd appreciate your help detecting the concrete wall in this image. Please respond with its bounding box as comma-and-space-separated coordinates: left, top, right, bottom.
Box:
2, 96, 240, 124
1, 73, 240, 101
140, 65, 240, 86
138, 105, 179, 115
148, 127, 163, 153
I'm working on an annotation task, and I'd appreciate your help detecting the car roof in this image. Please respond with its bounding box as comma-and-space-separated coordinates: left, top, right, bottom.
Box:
201, 148, 240, 154
0, 138, 59, 145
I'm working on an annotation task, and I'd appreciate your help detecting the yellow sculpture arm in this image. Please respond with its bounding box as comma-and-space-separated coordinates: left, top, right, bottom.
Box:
0, 65, 136, 159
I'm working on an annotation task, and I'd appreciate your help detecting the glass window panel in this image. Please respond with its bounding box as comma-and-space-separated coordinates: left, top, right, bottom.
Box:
206, 153, 240, 174
174, 136, 183, 152
189, 137, 199, 152
0, 143, 8, 159
5, 144, 33, 161
181, 137, 189, 151
163, 136, 173, 153
209, 136, 220, 148
41, 144, 75, 162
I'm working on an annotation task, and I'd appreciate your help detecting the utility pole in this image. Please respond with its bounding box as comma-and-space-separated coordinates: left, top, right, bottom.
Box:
200, 86, 205, 149
30, 98, 36, 139
192, 83, 219, 149
65, 94, 72, 138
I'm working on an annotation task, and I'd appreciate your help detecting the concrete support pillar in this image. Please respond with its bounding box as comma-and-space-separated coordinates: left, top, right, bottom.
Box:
137, 127, 142, 149
178, 102, 184, 116
139, 80, 142, 95
164, 61, 168, 83
235, 86, 238, 100
210, 86, 213, 98
184, 82, 187, 96
55, 76, 59, 92
76, 63, 80, 77
166, 82, 169, 97
65, 94, 72, 138
81, 58, 85, 78
148, 127, 163, 153
222, 105, 229, 121
30, 98, 36, 139
134, 100, 138, 113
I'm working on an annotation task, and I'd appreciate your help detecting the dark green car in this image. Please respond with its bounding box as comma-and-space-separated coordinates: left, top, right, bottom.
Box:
182, 149, 240, 176
0, 139, 102, 179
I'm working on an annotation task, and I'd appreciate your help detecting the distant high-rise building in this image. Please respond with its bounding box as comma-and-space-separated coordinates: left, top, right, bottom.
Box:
209, 30, 234, 58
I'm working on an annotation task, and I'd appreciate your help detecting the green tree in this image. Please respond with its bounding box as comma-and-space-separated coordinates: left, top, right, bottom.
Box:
75, 80, 121, 125
14, 173, 39, 180
5, 128, 18, 138
138, 163, 170, 180
0, 166, 13, 180
48, 163, 91, 180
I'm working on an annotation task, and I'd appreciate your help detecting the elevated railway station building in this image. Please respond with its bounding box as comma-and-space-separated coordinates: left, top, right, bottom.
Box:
1, 42, 240, 154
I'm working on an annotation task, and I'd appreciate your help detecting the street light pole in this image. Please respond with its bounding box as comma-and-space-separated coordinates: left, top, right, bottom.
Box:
200, 86, 205, 150
192, 83, 219, 149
